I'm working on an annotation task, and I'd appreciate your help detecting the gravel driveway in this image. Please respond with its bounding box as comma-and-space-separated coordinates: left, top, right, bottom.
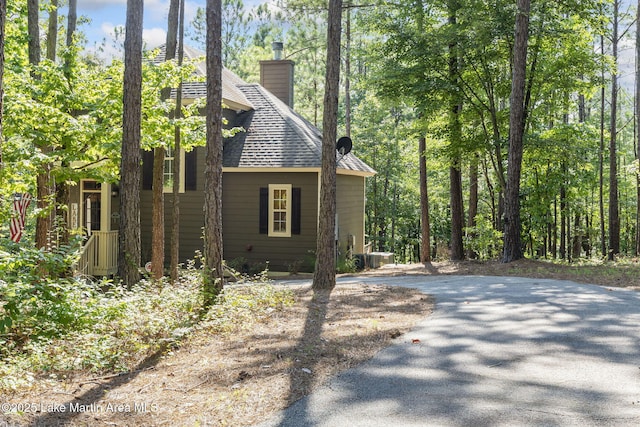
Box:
259, 275, 640, 427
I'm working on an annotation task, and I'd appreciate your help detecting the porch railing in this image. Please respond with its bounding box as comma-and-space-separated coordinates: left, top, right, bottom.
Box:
74, 231, 119, 277
74, 234, 96, 277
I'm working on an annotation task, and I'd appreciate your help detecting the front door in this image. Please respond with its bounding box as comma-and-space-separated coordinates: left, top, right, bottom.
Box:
81, 180, 102, 235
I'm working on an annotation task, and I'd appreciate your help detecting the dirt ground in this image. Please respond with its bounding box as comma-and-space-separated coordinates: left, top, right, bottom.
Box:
2, 258, 638, 427
1, 283, 433, 427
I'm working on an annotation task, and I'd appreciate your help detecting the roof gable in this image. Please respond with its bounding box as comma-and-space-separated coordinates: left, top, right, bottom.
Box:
154, 45, 253, 111
153, 44, 374, 175
224, 84, 375, 175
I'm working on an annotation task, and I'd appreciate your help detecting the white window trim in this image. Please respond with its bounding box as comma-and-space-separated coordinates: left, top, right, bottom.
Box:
163, 147, 186, 193
268, 184, 292, 237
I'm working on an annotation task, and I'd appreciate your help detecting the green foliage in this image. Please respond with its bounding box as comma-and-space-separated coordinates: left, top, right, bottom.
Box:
464, 216, 504, 260
0, 240, 86, 339
202, 283, 295, 334
0, 257, 293, 392
336, 256, 357, 274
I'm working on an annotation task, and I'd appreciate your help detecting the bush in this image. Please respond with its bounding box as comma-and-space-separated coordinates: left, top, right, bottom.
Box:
0, 258, 294, 393
0, 240, 89, 341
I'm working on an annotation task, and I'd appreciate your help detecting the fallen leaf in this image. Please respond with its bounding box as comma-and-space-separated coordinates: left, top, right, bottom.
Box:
412, 339, 421, 344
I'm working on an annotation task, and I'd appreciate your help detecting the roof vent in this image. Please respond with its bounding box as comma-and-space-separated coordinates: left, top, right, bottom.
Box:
272, 42, 284, 60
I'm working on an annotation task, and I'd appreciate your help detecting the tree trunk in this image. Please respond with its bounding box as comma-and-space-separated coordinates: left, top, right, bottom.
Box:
151, 147, 165, 279
203, 0, 224, 302
67, 0, 77, 47
608, 0, 620, 260
118, 0, 144, 286
27, 0, 40, 67
47, 0, 57, 61
448, 0, 464, 261
636, 0, 640, 256
502, 0, 530, 263
29, 0, 54, 251
150, 0, 180, 280
0, 0, 5, 169
419, 135, 431, 263
312, 0, 343, 291
170, 0, 186, 284
467, 154, 479, 259
450, 163, 464, 260
560, 165, 567, 259
345, 1, 351, 138
599, 32, 607, 258
54, 0, 78, 248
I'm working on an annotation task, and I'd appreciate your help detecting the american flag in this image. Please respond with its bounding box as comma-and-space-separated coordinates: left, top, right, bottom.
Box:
10, 193, 32, 243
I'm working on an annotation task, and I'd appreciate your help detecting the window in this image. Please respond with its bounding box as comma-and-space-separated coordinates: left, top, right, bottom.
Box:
268, 184, 292, 237
163, 147, 185, 193
143, 149, 197, 192
259, 186, 301, 237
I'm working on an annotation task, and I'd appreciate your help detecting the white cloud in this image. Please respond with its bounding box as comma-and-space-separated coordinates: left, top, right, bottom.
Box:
143, 27, 168, 48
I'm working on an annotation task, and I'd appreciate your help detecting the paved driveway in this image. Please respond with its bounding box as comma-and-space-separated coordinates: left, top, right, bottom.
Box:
259, 275, 640, 426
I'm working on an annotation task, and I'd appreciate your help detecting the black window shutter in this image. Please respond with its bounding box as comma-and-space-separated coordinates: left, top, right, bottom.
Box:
292, 187, 301, 235
142, 149, 154, 190
185, 149, 197, 191
259, 187, 268, 234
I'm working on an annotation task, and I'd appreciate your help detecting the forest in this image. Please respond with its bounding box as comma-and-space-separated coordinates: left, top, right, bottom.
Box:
1, 0, 640, 276
1, 0, 640, 400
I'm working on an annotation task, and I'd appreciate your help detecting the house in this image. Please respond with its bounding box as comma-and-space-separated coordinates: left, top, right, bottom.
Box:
71, 44, 375, 275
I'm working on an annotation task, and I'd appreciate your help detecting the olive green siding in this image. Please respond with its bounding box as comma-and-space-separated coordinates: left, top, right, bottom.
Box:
138, 145, 367, 271
336, 174, 366, 255
140, 181, 204, 265
222, 171, 318, 271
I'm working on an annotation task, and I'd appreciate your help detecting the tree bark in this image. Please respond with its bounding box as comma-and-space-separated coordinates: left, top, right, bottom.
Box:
599, 32, 607, 258
118, 0, 144, 285
448, 0, 464, 261
150, 0, 180, 280
345, 1, 351, 138
608, 0, 620, 260
636, 0, 640, 256
312, 0, 342, 291
0, 0, 4, 169
467, 154, 479, 259
502, 0, 530, 263
27, 0, 40, 67
151, 147, 165, 279
203, 0, 224, 302
419, 135, 431, 263
54, 0, 78, 248
450, 162, 464, 260
29, 0, 54, 251
170, 0, 186, 284
47, 0, 57, 61
66, 0, 77, 47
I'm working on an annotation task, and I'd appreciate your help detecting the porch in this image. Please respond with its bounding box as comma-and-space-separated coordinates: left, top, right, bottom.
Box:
70, 180, 119, 277
74, 231, 119, 276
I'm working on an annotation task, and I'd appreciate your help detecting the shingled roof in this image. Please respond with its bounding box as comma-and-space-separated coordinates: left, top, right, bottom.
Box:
154, 45, 253, 111
224, 84, 375, 175
153, 44, 374, 175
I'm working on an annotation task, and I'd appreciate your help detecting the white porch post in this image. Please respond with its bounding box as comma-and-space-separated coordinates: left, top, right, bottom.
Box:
100, 183, 111, 232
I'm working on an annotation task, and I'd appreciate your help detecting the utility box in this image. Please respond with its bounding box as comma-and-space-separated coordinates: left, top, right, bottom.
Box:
367, 252, 394, 268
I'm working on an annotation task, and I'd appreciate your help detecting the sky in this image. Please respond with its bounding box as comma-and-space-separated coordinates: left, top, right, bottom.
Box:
73, 0, 267, 60
74, 0, 204, 59
72, 0, 637, 89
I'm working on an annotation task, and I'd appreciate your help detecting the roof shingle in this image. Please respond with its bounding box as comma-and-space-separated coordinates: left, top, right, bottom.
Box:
224, 84, 375, 175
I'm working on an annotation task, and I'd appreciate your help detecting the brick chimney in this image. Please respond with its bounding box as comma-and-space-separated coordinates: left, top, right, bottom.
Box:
260, 42, 294, 108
